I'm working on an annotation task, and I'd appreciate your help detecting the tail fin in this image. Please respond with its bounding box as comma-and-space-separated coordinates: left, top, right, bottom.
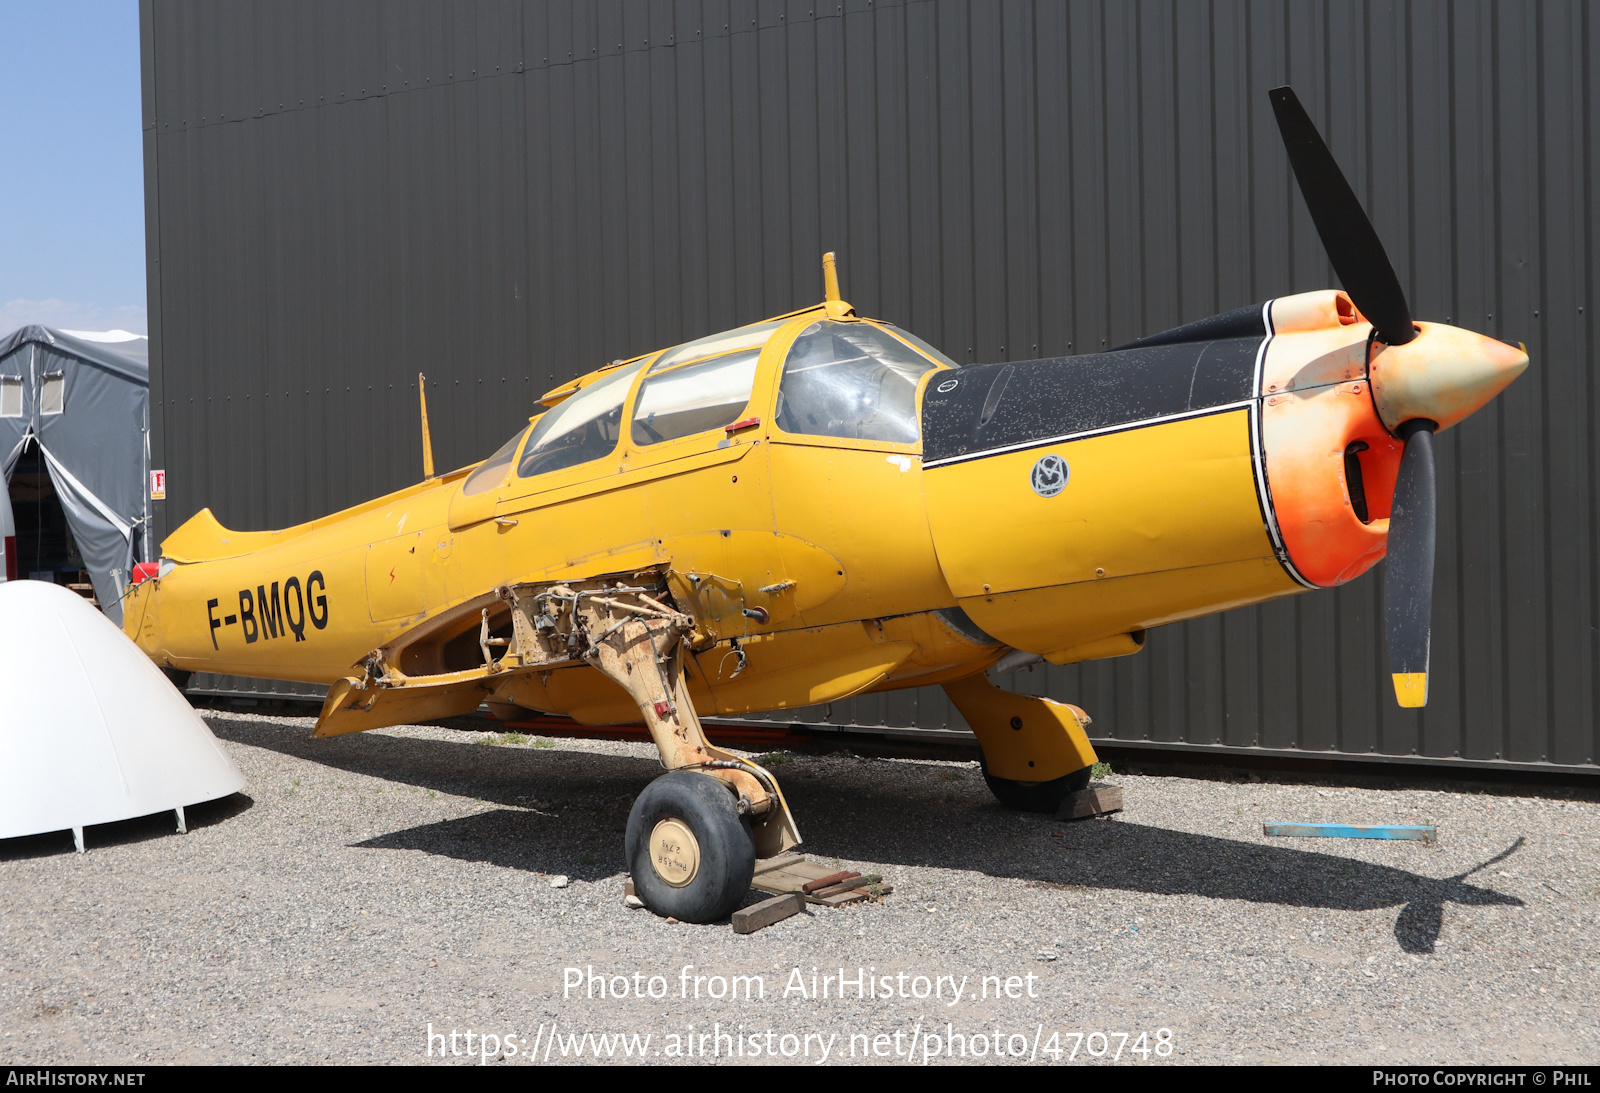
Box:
160, 508, 315, 563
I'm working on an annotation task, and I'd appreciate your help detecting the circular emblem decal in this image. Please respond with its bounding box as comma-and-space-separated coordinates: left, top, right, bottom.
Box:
935, 378, 959, 393
1030, 454, 1069, 497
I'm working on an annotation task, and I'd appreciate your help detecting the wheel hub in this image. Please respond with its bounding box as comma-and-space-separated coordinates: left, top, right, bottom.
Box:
648, 817, 700, 887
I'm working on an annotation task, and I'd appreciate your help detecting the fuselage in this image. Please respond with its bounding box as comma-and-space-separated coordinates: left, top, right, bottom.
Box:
123, 290, 1521, 724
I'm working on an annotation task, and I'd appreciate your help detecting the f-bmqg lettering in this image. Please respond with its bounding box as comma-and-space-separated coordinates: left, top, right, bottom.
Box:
208, 569, 329, 647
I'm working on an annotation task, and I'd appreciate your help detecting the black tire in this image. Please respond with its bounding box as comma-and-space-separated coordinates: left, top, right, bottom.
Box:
979, 754, 1093, 813
625, 771, 755, 923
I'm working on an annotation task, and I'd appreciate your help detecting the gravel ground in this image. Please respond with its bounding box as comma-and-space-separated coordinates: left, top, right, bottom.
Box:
2, 709, 1596, 1066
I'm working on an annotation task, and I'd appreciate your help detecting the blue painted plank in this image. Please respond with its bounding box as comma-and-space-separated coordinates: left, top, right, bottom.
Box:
1262, 823, 1437, 844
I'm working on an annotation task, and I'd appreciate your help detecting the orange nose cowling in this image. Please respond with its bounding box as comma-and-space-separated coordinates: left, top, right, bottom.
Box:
1262, 372, 1399, 587
1261, 318, 1528, 588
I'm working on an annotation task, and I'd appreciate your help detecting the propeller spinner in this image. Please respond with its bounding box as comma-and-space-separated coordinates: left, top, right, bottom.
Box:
1268, 86, 1525, 708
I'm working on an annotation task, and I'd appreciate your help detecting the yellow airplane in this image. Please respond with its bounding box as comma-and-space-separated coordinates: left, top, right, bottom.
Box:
122, 88, 1525, 922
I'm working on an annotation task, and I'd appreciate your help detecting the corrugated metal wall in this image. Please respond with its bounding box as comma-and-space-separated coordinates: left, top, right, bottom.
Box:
142, 0, 1599, 772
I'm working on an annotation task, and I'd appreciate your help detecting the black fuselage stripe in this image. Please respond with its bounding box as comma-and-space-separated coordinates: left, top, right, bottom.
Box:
921, 400, 1255, 469
920, 338, 1259, 464
916, 300, 1317, 587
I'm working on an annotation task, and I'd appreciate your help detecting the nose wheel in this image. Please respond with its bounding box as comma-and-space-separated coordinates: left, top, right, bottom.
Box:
625, 770, 756, 923
978, 757, 1092, 813
943, 672, 1099, 813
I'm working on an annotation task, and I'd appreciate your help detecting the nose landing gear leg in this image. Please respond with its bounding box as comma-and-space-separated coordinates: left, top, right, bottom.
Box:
942, 672, 1098, 813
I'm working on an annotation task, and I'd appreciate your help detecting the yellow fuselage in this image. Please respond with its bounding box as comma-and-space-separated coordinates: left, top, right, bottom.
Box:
125, 297, 1407, 725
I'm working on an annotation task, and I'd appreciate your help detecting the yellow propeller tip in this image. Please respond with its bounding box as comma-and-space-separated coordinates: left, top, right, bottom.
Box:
1392, 672, 1428, 708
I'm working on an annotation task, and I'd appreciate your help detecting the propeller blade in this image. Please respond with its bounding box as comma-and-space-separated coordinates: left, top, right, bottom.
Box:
1268, 86, 1416, 347
1385, 421, 1437, 707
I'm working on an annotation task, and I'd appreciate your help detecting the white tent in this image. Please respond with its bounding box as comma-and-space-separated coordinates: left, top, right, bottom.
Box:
0, 580, 245, 851
0, 325, 151, 624
59, 329, 149, 368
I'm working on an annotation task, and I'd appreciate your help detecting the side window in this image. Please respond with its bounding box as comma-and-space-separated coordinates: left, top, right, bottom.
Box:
461, 426, 529, 496
39, 372, 64, 415
0, 376, 21, 418
774, 321, 941, 443
631, 347, 761, 445
517, 359, 646, 479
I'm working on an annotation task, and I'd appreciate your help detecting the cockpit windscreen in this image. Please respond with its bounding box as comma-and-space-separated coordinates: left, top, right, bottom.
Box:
774, 321, 944, 443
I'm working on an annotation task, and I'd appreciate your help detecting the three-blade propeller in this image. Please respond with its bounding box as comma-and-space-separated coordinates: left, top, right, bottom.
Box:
1268, 86, 1435, 708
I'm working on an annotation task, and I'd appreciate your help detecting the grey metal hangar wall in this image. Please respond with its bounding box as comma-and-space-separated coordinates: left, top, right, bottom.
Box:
141, 0, 1599, 775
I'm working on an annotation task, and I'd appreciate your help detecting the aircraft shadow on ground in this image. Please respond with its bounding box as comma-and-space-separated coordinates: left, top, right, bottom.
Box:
211, 717, 1523, 952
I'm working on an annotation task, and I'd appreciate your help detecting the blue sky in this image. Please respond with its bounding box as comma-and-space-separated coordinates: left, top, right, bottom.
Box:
0, 1, 145, 336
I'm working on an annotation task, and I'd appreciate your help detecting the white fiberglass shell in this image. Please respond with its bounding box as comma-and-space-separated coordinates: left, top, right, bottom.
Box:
0, 580, 245, 842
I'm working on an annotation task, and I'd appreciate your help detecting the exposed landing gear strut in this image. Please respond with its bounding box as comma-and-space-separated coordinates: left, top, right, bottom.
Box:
317, 568, 797, 922
499, 575, 799, 923
942, 672, 1098, 814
